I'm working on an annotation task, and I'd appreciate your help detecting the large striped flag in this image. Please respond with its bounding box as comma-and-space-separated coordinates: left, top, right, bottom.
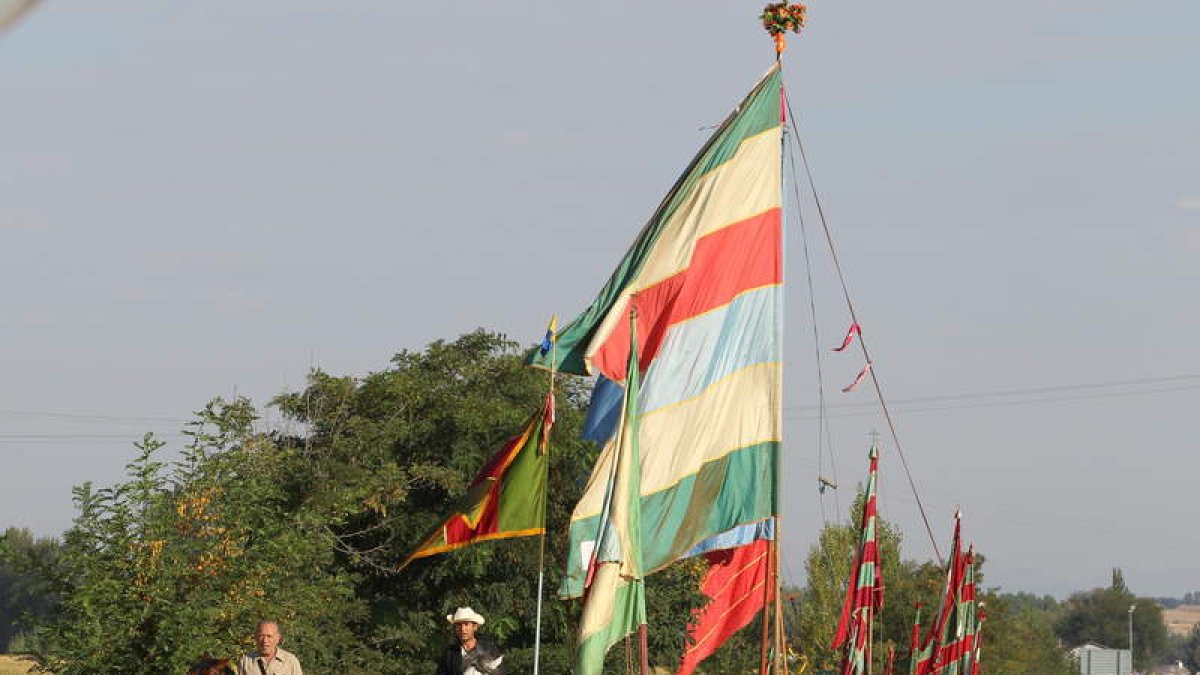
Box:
0, 0, 41, 34
397, 392, 553, 570
531, 63, 785, 598
575, 318, 646, 675
833, 446, 884, 675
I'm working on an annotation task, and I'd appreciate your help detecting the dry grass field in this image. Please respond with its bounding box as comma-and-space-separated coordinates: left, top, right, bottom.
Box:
1164, 604, 1200, 636
0, 656, 40, 675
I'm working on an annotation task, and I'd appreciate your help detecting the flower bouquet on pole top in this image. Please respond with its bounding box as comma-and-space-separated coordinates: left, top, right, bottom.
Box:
760, 2, 808, 54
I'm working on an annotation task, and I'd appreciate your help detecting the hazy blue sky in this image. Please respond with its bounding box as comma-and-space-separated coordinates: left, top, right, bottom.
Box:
1, 1, 1196, 599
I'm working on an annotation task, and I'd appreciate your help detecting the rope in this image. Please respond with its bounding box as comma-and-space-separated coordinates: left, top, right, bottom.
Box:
782, 85, 943, 565
784, 119, 841, 526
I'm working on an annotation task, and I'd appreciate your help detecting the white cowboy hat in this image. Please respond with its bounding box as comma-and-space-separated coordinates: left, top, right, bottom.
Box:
446, 607, 486, 625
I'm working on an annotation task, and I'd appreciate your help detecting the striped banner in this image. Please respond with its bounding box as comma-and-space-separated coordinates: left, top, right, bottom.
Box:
832, 446, 884, 675
542, 64, 784, 598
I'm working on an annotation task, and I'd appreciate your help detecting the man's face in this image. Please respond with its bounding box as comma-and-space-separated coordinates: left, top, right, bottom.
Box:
255, 623, 282, 657
453, 620, 478, 645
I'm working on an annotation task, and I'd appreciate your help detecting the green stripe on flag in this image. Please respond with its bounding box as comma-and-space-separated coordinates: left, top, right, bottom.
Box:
561, 440, 777, 598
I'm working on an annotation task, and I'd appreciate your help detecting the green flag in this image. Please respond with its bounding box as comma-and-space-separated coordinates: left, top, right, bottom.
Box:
575, 316, 646, 674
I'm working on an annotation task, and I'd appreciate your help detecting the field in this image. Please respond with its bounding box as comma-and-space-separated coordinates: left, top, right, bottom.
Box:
1164, 604, 1200, 636
0, 656, 39, 675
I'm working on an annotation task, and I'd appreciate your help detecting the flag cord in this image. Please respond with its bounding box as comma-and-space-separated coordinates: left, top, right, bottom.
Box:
783, 109, 841, 530
782, 88, 943, 565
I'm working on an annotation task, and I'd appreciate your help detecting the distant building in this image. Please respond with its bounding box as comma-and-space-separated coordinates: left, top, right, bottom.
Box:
1071, 643, 1132, 675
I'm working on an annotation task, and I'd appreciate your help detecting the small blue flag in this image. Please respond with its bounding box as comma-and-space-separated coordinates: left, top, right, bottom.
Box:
539, 316, 558, 356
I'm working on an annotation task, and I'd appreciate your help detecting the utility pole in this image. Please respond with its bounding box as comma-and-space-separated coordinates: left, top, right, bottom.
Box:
1128, 604, 1136, 674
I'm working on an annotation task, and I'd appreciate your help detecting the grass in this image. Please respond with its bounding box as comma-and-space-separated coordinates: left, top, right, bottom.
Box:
0, 656, 41, 675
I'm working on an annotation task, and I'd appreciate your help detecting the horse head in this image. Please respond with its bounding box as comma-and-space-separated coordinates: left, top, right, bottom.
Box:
186, 657, 235, 675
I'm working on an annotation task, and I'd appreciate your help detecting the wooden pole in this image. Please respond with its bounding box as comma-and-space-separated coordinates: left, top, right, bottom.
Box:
638, 623, 652, 675
760, 530, 775, 674
773, 517, 787, 674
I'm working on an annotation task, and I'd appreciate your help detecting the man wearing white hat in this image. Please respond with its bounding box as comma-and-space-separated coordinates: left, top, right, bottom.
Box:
434, 607, 507, 675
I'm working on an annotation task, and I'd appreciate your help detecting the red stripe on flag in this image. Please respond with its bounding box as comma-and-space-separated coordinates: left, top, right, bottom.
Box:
591, 209, 782, 381
677, 538, 772, 675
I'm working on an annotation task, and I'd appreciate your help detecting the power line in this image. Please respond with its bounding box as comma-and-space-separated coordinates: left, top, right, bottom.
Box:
0, 409, 186, 424
785, 381, 1199, 421
783, 374, 1200, 413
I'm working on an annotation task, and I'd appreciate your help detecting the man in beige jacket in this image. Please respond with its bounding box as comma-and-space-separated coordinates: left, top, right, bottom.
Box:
238, 621, 303, 675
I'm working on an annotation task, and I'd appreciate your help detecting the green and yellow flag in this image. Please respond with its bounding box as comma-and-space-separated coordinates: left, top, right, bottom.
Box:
575, 319, 646, 674
398, 392, 554, 570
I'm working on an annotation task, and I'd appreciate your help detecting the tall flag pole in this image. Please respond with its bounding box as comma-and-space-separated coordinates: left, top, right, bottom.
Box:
833, 445, 884, 675
396, 394, 554, 571
575, 308, 648, 675
532, 315, 557, 675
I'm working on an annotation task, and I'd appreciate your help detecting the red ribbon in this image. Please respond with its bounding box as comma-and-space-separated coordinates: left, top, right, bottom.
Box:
832, 322, 861, 352
841, 361, 873, 393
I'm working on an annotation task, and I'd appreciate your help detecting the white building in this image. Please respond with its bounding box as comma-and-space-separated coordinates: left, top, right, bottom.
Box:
1071, 643, 1133, 675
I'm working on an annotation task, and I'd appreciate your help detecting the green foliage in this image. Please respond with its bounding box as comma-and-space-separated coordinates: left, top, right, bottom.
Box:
1053, 572, 1169, 671
1163, 624, 1200, 672
27, 401, 366, 674
791, 487, 1077, 675
0, 528, 59, 652
976, 592, 1075, 675
792, 484, 904, 673
15, 330, 706, 673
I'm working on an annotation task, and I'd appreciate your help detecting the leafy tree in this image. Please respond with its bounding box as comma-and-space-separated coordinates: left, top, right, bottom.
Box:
791, 485, 1076, 675
975, 591, 1075, 674
1054, 570, 1168, 671
792, 484, 904, 674
270, 330, 703, 672
0, 528, 59, 652
28, 402, 367, 674
1162, 624, 1200, 672
17, 330, 711, 673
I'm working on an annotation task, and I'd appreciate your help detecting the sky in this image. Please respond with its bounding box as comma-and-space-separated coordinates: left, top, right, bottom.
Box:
0, 1, 1196, 599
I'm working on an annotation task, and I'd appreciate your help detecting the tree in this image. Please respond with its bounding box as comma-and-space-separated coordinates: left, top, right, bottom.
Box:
28, 402, 367, 674
23, 330, 706, 673
792, 489, 1076, 675
1054, 570, 1168, 671
975, 591, 1075, 674
0, 528, 59, 651
792, 485, 904, 673
271, 330, 703, 672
